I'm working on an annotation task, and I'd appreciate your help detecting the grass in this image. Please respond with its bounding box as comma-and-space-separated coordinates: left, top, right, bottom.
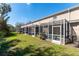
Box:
0, 32, 79, 56
5, 33, 53, 48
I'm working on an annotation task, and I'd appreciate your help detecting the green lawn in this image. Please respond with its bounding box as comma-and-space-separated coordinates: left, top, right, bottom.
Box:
0, 32, 79, 56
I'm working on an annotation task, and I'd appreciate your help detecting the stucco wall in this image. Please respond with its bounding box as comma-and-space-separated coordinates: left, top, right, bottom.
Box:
70, 9, 79, 20
56, 13, 69, 21
71, 23, 79, 41
53, 9, 79, 21
32, 17, 53, 25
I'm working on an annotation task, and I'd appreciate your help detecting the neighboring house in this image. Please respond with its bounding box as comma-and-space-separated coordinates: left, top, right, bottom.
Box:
20, 5, 79, 45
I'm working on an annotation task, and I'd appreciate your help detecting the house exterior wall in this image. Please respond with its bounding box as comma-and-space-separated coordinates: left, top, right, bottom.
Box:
71, 23, 79, 41
75, 25, 79, 41
72, 25, 79, 40
20, 6, 79, 45
21, 8, 79, 27
56, 13, 69, 21
32, 17, 53, 25
52, 9, 79, 21
70, 9, 79, 41
70, 9, 79, 20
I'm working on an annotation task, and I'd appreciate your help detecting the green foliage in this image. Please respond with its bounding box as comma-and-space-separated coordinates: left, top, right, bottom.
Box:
0, 3, 11, 37
0, 31, 6, 38
0, 33, 79, 56
28, 45, 71, 56
6, 45, 72, 56
15, 22, 24, 33
8, 24, 15, 32
0, 3, 11, 16
0, 39, 21, 56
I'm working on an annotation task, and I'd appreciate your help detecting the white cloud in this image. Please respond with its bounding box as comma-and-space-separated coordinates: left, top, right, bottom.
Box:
26, 3, 31, 5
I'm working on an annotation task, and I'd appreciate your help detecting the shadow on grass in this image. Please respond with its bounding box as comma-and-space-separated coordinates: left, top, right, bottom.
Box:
0, 38, 73, 56
4, 32, 17, 38
0, 38, 6, 42
7, 45, 36, 56
7, 45, 72, 56
0, 39, 21, 56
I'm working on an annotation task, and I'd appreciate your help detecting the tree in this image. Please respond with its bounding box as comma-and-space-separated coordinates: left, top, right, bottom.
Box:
8, 24, 15, 32
15, 23, 24, 33
0, 3, 11, 16
0, 3, 11, 37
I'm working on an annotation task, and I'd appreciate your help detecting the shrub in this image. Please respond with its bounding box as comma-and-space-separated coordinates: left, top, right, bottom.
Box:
24, 45, 72, 56
39, 32, 47, 40
1, 44, 72, 56
0, 31, 7, 38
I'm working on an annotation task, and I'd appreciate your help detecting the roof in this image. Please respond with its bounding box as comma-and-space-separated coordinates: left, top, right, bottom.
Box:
21, 4, 79, 27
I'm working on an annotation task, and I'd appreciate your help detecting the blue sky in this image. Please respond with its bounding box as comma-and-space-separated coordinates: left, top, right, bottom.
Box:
8, 3, 78, 26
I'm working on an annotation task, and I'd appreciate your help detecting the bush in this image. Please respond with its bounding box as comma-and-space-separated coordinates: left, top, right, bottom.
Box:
0, 29, 12, 38
0, 44, 72, 56
39, 32, 47, 40
0, 31, 7, 38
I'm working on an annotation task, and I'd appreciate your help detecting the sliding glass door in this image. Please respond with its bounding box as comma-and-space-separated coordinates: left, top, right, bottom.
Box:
52, 26, 61, 44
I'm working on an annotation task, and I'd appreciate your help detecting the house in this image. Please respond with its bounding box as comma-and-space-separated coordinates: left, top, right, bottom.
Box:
20, 5, 79, 45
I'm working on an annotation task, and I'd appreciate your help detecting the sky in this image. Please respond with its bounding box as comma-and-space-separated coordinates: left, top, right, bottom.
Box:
8, 3, 78, 26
